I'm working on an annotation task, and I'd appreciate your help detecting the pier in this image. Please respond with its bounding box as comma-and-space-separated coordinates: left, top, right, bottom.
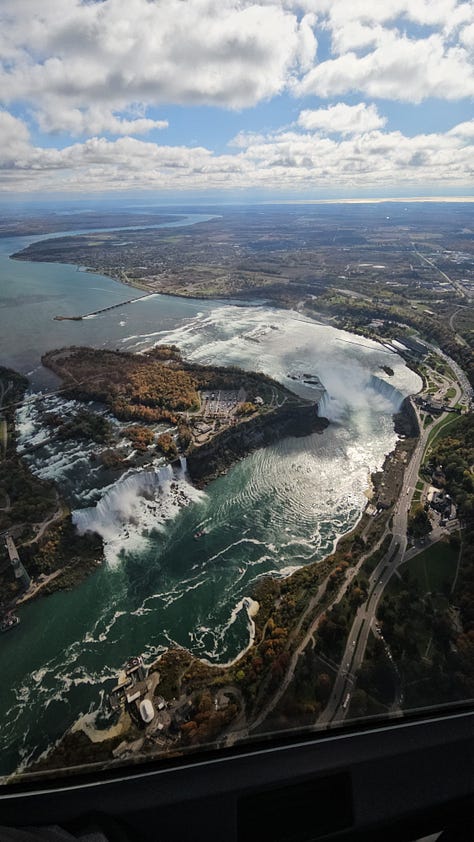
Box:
54, 292, 156, 321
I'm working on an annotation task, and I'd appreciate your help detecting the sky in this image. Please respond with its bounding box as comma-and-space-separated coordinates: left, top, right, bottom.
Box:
0, 0, 473, 201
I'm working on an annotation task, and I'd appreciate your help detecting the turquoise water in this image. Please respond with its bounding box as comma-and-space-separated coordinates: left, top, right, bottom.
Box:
0, 219, 421, 776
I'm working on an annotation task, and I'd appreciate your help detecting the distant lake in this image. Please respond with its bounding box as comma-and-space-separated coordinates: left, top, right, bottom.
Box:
0, 213, 421, 778
0, 213, 218, 387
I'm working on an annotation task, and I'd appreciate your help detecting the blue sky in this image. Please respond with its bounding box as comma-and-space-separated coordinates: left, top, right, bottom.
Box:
0, 0, 473, 200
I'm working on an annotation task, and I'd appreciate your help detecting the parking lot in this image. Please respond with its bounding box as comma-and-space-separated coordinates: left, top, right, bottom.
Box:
201, 388, 246, 418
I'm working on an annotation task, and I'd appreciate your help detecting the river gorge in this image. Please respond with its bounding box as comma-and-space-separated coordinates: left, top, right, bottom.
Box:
0, 216, 421, 777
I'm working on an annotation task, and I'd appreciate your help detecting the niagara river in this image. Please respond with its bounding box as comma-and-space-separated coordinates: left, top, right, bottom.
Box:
0, 219, 421, 777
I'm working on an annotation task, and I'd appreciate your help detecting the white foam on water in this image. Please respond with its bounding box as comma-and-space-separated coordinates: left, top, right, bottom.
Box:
72, 462, 206, 565
276, 564, 302, 577
200, 596, 260, 667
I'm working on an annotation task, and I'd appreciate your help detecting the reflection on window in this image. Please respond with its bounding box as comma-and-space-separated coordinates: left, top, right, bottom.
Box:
0, 0, 472, 785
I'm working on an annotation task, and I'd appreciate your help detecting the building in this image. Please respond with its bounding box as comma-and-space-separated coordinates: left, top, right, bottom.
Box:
395, 336, 428, 357
430, 491, 452, 518
109, 656, 148, 713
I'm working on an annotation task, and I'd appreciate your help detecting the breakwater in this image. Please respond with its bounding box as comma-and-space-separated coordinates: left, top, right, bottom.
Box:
54, 292, 156, 321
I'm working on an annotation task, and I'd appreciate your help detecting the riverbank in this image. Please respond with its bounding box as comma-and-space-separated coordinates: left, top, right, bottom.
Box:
0, 366, 105, 608
18, 395, 419, 782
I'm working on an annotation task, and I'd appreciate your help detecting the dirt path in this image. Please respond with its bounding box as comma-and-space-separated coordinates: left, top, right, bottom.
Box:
23, 493, 67, 546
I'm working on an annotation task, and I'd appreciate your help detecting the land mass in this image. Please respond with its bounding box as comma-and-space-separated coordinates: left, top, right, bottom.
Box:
0, 366, 103, 609
0, 210, 180, 238
42, 345, 328, 485
12, 204, 474, 390
1, 346, 327, 612
3, 203, 473, 782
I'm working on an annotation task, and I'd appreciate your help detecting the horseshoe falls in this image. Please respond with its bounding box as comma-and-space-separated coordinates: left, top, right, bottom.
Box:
1, 302, 421, 776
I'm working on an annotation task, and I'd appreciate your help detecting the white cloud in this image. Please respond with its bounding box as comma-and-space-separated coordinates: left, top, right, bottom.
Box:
329, 21, 386, 55
448, 119, 474, 137
297, 103, 386, 134
281, 1, 474, 102
295, 30, 474, 102
0, 110, 31, 166
235, 125, 473, 190
460, 22, 474, 50
35, 104, 168, 137
0, 0, 472, 146
285, 0, 473, 29
0, 2, 472, 195
0, 0, 317, 127
1, 108, 471, 195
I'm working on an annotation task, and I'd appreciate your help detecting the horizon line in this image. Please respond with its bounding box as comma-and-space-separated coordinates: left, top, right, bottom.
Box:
1, 194, 473, 207
261, 196, 474, 205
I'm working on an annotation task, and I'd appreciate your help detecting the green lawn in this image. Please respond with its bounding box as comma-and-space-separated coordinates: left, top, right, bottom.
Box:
424, 413, 462, 456
402, 540, 458, 594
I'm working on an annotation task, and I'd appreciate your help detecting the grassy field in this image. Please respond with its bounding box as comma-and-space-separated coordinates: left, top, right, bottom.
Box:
424, 413, 463, 456
402, 540, 458, 594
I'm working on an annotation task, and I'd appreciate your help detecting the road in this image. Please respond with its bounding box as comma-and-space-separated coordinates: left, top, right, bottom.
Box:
317, 395, 447, 727
248, 527, 391, 733
318, 336, 470, 728
412, 246, 469, 301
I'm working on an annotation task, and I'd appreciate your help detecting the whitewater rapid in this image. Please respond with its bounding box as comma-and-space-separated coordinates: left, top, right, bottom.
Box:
17, 305, 421, 576
3, 303, 423, 778
73, 460, 206, 565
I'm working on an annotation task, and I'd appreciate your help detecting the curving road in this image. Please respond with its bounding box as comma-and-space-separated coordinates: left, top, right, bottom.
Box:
317, 397, 444, 727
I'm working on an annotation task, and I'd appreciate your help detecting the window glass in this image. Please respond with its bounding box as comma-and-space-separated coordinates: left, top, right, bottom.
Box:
0, 1, 472, 784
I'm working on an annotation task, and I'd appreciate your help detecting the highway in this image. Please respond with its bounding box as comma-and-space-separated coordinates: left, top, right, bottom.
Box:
317, 377, 463, 728
254, 345, 470, 734
412, 245, 471, 302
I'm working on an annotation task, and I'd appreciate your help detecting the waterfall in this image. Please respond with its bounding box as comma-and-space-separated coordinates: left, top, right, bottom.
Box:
72, 463, 205, 564
368, 374, 404, 411
317, 390, 333, 419
316, 371, 404, 422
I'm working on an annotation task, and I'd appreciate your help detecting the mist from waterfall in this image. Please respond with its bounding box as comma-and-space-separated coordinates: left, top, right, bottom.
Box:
1, 301, 424, 780
73, 461, 205, 564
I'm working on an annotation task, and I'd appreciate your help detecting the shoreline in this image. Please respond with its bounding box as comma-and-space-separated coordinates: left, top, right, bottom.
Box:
5, 344, 328, 604
13, 395, 419, 782
2, 235, 428, 778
